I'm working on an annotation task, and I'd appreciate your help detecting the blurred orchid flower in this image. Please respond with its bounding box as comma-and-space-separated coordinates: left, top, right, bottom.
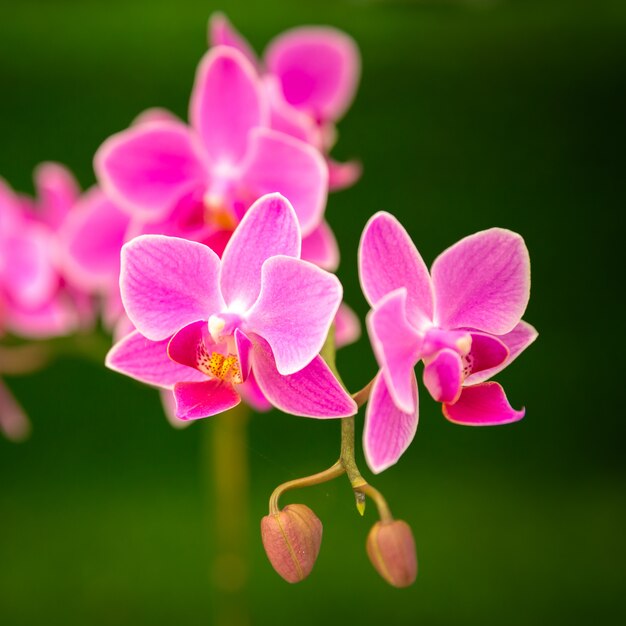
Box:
107, 193, 357, 421
210, 13, 362, 191
359, 212, 537, 473
96, 46, 334, 264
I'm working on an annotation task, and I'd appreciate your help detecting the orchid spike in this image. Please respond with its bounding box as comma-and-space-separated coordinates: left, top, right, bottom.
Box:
106, 193, 357, 421
359, 212, 537, 473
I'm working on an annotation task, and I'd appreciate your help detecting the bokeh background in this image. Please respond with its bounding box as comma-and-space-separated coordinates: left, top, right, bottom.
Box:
1, 0, 625, 624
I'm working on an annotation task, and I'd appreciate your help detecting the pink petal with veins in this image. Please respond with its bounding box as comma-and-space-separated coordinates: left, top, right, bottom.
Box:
219, 193, 300, 311
359, 211, 434, 331
247, 256, 342, 375
250, 337, 355, 418
120, 235, 224, 341
106, 330, 205, 388
367, 288, 422, 413
432, 228, 530, 336
363, 371, 418, 474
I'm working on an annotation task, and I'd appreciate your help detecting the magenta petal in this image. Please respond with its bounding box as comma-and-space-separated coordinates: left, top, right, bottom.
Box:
240, 128, 328, 236
247, 256, 342, 375
0, 379, 31, 442
301, 221, 339, 271
167, 320, 209, 370
423, 348, 463, 404
95, 120, 208, 219
220, 192, 300, 310
443, 382, 525, 426
327, 158, 362, 191
359, 212, 434, 330
34, 162, 79, 227
334, 302, 361, 349
59, 187, 130, 291
466, 321, 538, 385
106, 330, 205, 388
250, 337, 356, 418
432, 228, 531, 335
174, 379, 241, 420
190, 47, 266, 165
160, 389, 191, 429
120, 235, 224, 341
465, 332, 509, 378
265, 26, 360, 122
363, 372, 418, 474
208, 12, 259, 69
367, 289, 422, 413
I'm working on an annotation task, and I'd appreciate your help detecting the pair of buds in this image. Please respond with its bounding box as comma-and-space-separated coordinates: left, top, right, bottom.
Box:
261, 504, 417, 587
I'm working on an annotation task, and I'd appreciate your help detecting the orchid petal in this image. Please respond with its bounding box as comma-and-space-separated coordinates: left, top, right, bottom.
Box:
34, 162, 80, 227
95, 121, 207, 220
220, 193, 300, 310
423, 348, 463, 404
106, 330, 205, 389
301, 220, 339, 271
334, 302, 361, 349
464, 332, 509, 380
250, 337, 356, 418
120, 235, 224, 341
6, 297, 78, 339
240, 127, 328, 236
208, 13, 259, 69
367, 288, 422, 414
359, 212, 434, 330
160, 389, 191, 429
247, 256, 342, 375
432, 228, 530, 335
328, 158, 362, 191
238, 369, 272, 412
363, 372, 418, 474
466, 321, 539, 385
0, 379, 31, 442
234, 329, 252, 382
60, 188, 130, 291
265, 26, 360, 121
443, 382, 525, 426
173, 379, 241, 420
190, 47, 266, 165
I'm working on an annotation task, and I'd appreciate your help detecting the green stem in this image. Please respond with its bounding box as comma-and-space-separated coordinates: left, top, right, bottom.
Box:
206, 403, 251, 626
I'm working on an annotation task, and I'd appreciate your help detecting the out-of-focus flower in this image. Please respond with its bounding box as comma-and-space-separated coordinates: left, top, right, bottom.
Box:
106, 193, 357, 420
261, 503, 323, 583
95, 46, 334, 264
209, 13, 362, 191
359, 212, 537, 473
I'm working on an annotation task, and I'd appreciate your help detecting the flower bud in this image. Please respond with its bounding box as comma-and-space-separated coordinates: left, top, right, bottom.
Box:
366, 519, 417, 588
261, 504, 322, 583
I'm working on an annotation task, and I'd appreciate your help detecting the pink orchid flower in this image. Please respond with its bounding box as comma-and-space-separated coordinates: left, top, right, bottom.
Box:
0, 167, 94, 339
106, 193, 357, 420
359, 212, 538, 473
210, 13, 362, 191
95, 45, 337, 267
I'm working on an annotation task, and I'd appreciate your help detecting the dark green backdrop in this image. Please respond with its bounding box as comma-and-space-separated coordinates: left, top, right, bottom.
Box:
1, 1, 624, 625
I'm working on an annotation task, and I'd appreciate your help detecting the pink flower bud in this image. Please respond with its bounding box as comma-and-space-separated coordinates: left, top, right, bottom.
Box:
261, 504, 322, 583
366, 519, 417, 588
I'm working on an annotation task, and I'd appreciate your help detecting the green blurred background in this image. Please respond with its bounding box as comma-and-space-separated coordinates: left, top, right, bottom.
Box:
1, 0, 625, 624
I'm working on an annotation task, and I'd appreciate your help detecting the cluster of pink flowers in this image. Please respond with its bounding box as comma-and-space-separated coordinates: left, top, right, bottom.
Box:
1, 12, 537, 587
